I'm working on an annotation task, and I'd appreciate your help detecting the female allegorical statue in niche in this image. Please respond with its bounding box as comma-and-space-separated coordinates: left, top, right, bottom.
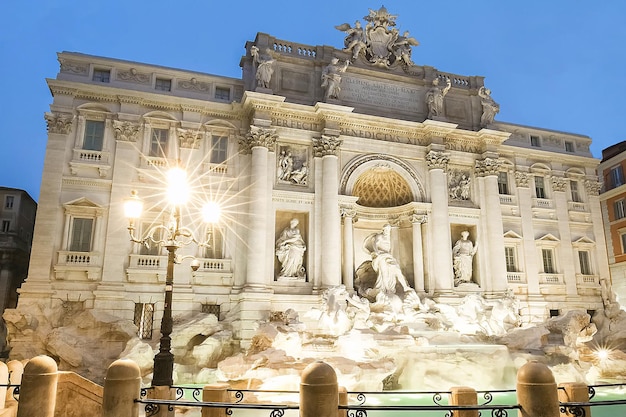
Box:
452, 230, 478, 286
275, 218, 306, 279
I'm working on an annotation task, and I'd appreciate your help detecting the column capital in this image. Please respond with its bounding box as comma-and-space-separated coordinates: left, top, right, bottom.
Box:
313, 135, 342, 157
45, 112, 73, 134
176, 128, 202, 149
584, 179, 602, 196
113, 121, 140, 142
238, 125, 278, 154
339, 205, 357, 219
551, 176, 567, 192
409, 212, 428, 224
425, 150, 449, 170
474, 157, 501, 177
514, 171, 530, 188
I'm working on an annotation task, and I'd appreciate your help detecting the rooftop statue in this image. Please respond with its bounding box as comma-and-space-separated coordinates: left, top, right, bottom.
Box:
478, 86, 500, 127
425, 78, 452, 118
335, 6, 419, 69
251, 45, 275, 90
321, 58, 350, 101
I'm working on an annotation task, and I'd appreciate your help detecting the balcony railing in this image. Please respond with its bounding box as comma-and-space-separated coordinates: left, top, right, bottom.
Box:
532, 198, 553, 209
576, 274, 599, 287
506, 272, 526, 283
539, 273, 564, 285
72, 148, 109, 164
567, 201, 588, 212
57, 251, 101, 266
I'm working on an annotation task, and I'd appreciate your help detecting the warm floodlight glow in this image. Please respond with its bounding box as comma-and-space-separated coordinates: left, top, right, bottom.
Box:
595, 348, 611, 362
202, 201, 221, 223
124, 190, 143, 219
167, 166, 190, 205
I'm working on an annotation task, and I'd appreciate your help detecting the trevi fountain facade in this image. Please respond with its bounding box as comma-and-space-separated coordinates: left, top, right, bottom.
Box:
5, 6, 626, 390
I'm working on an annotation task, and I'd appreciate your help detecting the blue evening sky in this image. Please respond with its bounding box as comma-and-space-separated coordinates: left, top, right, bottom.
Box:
2, 1, 625, 200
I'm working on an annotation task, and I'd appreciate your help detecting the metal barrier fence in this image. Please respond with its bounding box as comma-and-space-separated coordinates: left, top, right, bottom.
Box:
135, 384, 626, 417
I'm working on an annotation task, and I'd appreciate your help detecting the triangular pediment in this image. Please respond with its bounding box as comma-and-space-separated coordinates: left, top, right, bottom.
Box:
573, 236, 595, 245
63, 197, 102, 209
503, 230, 522, 239
536, 233, 560, 242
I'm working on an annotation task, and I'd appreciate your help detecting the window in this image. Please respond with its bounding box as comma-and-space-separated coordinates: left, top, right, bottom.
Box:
615, 199, 626, 220
578, 251, 592, 275
570, 180, 581, 202
565, 141, 575, 152
92, 69, 110, 83
497, 171, 509, 195
210, 135, 228, 164
83, 120, 105, 151
69, 218, 93, 252
611, 165, 624, 188
203, 225, 224, 259
150, 128, 169, 157
139, 222, 162, 255
1, 220, 10, 233
504, 247, 517, 272
155, 78, 171, 92
134, 303, 154, 339
215, 87, 230, 100
542, 248, 555, 273
5, 196, 14, 209
530, 135, 540, 147
535, 176, 546, 199
622, 233, 626, 254
549, 309, 560, 317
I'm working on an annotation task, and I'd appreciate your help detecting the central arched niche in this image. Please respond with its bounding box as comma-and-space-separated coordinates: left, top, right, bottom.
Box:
340, 154, 424, 203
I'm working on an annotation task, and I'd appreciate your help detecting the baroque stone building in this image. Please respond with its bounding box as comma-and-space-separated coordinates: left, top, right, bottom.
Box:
10, 7, 608, 351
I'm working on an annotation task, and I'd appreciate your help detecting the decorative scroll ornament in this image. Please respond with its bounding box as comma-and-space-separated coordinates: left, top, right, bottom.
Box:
551, 177, 567, 192
177, 129, 202, 149
584, 179, 602, 196
474, 158, 501, 177
178, 78, 210, 92
58, 58, 88, 75
313, 135, 342, 157
335, 6, 419, 69
113, 121, 140, 142
238, 126, 278, 154
514, 171, 530, 188
425, 150, 449, 170
117, 68, 150, 84
45, 112, 73, 134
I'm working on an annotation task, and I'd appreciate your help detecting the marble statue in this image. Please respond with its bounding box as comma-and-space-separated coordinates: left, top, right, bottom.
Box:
452, 231, 478, 286
425, 78, 451, 118
251, 46, 275, 89
478, 86, 500, 126
363, 224, 412, 296
335, 21, 367, 60
321, 58, 350, 101
391, 30, 419, 66
275, 218, 306, 279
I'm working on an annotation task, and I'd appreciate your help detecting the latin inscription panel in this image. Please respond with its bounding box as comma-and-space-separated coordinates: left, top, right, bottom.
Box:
341, 76, 421, 113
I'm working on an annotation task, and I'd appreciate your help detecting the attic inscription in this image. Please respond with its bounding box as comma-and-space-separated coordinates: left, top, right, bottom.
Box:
341, 77, 420, 113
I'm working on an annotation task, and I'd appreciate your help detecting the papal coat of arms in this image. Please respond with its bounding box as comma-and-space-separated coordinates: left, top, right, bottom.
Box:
335, 6, 419, 69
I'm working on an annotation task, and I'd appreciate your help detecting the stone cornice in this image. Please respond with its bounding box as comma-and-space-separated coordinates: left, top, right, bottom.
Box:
62, 177, 112, 190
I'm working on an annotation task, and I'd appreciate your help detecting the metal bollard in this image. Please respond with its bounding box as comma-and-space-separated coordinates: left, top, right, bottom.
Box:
300, 361, 339, 417
517, 361, 559, 417
102, 359, 141, 417
16, 355, 58, 417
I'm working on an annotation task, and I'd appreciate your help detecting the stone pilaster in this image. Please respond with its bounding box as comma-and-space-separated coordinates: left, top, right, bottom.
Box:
426, 150, 454, 292
241, 126, 277, 291
551, 175, 576, 295
314, 135, 342, 288
410, 213, 427, 293
475, 157, 507, 294
340, 206, 357, 291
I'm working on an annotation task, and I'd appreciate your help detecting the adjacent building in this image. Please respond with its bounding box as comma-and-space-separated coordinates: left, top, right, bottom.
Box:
0, 187, 36, 312
10, 7, 609, 351
599, 141, 626, 302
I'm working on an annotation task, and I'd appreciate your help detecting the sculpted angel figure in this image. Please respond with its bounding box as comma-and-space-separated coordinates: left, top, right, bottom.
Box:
335, 21, 367, 60
391, 30, 419, 66
478, 86, 500, 126
251, 46, 275, 89
426, 78, 452, 118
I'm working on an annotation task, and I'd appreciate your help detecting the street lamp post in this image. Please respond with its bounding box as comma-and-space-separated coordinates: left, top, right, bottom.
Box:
124, 166, 220, 387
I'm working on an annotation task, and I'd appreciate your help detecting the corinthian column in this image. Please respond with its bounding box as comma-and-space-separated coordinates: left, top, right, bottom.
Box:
475, 157, 507, 294
410, 213, 427, 293
240, 126, 277, 291
314, 135, 342, 288
426, 150, 454, 292
340, 206, 357, 291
